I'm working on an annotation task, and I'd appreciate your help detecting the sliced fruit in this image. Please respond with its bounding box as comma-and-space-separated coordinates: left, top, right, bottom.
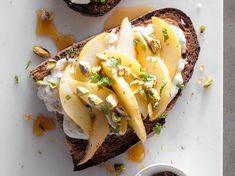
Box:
133, 32, 153, 67
79, 108, 109, 165
76, 33, 110, 81
146, 58, 172, 120
116, 18, 136, 58
101, 62, 146, 142
152, 17, 181, 79
135, 93, 148, 119
100, 50, 148, 118
59, 65, 92, 137
119, 118, 128, 136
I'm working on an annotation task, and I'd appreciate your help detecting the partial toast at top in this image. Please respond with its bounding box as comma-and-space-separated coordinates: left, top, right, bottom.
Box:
64, 0, 121, 16
31, 8, 200, 171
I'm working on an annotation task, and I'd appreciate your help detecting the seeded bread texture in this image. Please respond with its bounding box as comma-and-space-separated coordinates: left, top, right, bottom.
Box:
31, 8, 200, 171
64, 0, 121, 16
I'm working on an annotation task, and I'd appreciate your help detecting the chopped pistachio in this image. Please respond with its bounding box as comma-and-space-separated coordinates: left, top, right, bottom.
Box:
48, 82, 58, 89
41, 9, 53, 21
114, 163, 125, 174
47, 60, 57, 70
148, 39, 161, 54
203, 78, 213, 88
144, 81, 154, 90
200, 25, 206, 33
139, 68, 156, 82
109, 57, 121, 67
96, 53, 108, 61
14, 75, 20, 84
147, 103, 153, 119
106, 94, 118, 109
33, 46, 51, 59
160, 80, 167, 96
159, 114, 167, 120
78, 61, 91, 77
130, 79, 144, 86
76, 86, 90, 96
25, 60, 32, 70
148, 88, 160, 101
36, 80, 47, 86
65, 95, 71, 100
112, 112, 122, 123
91, 65, 101, 73
91, 72, 101, 82
176, 83, 185, 91
153, 123, 162, 135
88, 94, 103, 106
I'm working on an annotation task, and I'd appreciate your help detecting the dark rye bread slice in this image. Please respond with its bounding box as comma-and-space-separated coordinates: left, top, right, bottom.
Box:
64, 0, 121, 16
31, 8, 200, 171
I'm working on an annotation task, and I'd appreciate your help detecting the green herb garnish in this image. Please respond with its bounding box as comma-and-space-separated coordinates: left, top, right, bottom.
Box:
139, 68, 156, 82
114, 163, 125, 174
98, 76, 113, 86
200, 25, 206, 33
162, 28, 169, 42
25, 60, 32, 70
49, 82, 58, 89
14, 75, 20, 84
91, 72, 102, 82
67, 47, 77, 55
148, 32, 156, 38
65, 95, 71, 100
159, 114, 167, 120
153, 123, 162, 135
159, 80, 167, 96
176, 83, 185, 90
109, 57, 121, 67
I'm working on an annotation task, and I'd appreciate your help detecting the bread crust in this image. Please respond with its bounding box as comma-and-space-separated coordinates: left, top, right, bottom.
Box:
64, 0, 121, 16
31, 8, 200, 171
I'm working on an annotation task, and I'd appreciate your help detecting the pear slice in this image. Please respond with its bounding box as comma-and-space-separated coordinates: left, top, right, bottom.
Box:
116, 17, 136, 58
100, 50, 148, 119
152, 17, 181, 79
101, 62, 147, 142
59, 65, 92, 137
133, 34, 172, 120
76, 33, 109, 81
79, 108, 109, 165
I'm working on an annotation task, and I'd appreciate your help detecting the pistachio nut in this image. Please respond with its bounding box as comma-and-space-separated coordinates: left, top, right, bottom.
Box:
78, 61, 91, 77
76, 86, 90, 96
106, 94, 118, 109
88, 94, 103, 106
33, 46, 51, 59
148, 39, 161, 54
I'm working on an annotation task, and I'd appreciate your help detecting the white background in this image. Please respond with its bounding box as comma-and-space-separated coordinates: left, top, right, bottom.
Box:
0, 0, 223, 176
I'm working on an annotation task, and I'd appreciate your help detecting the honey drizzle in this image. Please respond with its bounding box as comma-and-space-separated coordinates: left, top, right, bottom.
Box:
104, 6, 154, 30
127, 143, 145, 162
36, 9, 76, 50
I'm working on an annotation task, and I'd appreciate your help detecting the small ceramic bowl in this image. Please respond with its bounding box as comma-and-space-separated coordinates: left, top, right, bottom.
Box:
135, 163, 188, 176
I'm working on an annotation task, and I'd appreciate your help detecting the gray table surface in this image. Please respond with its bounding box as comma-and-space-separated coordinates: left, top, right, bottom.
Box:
224, 0, 235, 175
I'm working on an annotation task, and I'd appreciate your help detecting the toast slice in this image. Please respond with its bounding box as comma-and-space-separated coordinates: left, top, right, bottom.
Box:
31, 8, 200, 171
64, 0, 121, 16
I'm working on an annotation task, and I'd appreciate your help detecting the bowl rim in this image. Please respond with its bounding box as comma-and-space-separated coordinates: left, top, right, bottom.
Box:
135, 163, 188, 176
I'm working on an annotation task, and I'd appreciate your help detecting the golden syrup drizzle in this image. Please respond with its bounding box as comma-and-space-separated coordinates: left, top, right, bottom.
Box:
127, 143, 145, 162
104, 6, 154, 30
36, 9, 76, 50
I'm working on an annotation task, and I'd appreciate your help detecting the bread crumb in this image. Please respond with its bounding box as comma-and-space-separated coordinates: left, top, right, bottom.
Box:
196, 77, 203, 84
199, 64, 205, 71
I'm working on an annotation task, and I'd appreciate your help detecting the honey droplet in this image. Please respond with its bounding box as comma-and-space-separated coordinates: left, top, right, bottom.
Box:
104, 6, 154, 30
127, 143, 145, 162
36, 9, 76, 50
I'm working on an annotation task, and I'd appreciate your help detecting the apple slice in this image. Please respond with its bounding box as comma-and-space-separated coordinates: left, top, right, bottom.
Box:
79, 108, 109, 165
152, 17, 181, 79
59, 65, 92, 137
116, 17, 136, 58
101, 62, 147, 142
76, 33, 110, 81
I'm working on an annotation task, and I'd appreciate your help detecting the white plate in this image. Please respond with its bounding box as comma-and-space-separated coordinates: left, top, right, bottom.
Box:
0, 0, 223, 176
